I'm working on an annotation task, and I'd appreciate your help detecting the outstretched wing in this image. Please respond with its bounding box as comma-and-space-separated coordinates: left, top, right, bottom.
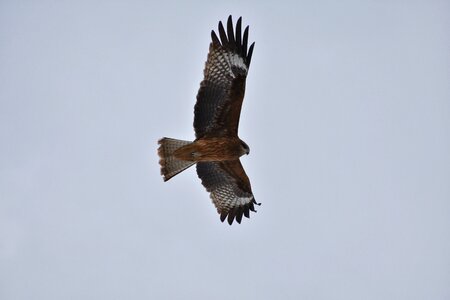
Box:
197, 160, 260, 225
194, 15, 255, 139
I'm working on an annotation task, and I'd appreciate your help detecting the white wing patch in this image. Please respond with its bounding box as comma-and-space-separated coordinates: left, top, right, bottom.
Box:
229, 53, 248, 73
210, 183, 254, 211
205, 47, 248, 81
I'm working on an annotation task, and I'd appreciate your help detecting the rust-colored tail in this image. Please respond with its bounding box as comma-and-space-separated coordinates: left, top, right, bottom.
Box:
157, 137, 195, 181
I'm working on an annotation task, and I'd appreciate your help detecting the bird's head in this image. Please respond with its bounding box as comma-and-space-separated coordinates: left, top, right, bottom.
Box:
240, 139, 250, 155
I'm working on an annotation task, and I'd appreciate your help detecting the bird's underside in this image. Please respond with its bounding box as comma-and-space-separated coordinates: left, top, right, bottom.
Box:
157, 15, 259, 225
174, 137, 245, 162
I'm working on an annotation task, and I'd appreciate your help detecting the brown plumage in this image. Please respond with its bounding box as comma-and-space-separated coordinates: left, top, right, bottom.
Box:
157, 16, 259, 225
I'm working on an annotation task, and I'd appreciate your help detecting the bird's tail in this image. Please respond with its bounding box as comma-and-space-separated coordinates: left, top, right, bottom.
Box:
157, 137, 195, 181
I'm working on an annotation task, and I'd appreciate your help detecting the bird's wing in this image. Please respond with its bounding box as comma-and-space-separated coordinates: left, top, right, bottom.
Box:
197, 160, 260, 225
194, 15, 255, 138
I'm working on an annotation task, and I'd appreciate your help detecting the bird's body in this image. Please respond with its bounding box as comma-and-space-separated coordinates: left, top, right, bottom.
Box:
158, 16, 259, 225
173, 137, 248, 162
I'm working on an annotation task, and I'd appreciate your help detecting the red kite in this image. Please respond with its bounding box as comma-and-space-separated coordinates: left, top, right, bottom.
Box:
158, 16, 259, 225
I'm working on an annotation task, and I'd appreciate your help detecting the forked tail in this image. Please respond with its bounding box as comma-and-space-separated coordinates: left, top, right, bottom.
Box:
157, 137, 195, 181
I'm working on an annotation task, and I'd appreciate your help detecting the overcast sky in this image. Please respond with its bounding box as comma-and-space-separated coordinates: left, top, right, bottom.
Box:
1, 1, 449, 299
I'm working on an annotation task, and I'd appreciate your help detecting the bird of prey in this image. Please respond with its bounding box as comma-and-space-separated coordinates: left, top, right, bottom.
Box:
158, 15, 259, 225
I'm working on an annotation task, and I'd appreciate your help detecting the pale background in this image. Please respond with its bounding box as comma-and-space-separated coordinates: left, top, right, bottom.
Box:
1, 1, 449, 299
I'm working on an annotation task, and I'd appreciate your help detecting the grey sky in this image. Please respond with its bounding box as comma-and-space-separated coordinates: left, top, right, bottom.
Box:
1, 1, 449, 299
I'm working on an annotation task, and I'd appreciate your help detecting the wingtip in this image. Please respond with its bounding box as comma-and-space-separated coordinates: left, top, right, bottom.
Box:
211, 30, 220, 45
243, 25, 249, 36
212, 16, 255, 65
247, 42, 255, 66
226, 15, 235, 47
220, 212, 227, 223
235, 209, 243, 224
218, 20, 228, 45
219, 202, 258, 225
243, 207, 250, 218
218, 20, 224, 35
227, 210, 236, 225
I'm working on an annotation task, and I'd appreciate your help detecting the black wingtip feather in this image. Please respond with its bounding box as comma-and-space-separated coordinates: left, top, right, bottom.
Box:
226, 15, 235, 49
243, 207, 250, 218
227, 212, 235, 225
236, 17, 242, 51
235, 209, 243, 224
211, 30, 221, 45
218, 21, 228, 46
249, 199, 260, 213
247, 42, 255, 66
242, 26, 249, 58
220, 212, 227, 223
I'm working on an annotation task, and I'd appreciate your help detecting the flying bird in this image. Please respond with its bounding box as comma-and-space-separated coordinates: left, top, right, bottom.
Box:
158, 16, 259, 225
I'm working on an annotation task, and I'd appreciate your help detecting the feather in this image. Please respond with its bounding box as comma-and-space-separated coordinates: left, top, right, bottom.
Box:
211, 30, 221, 46
242, 26, 249, 59
235, 208, 243, 224
220, 211, 227, 223
235, 17, 242, 53
227, 209, 236, 225
243, 206, 250, 218
218, 21, 228, 46
247, 42, 255, 67
226, 15, 235, 50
